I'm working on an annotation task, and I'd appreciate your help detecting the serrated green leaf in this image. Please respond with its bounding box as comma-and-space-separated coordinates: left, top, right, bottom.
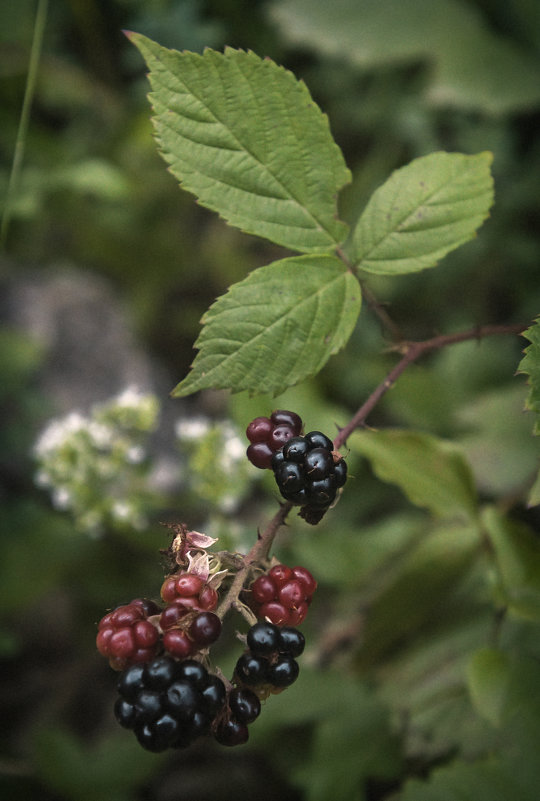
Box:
172, 255, 361, 397
351, 429, 478, 519
348, 151, 494, 275
518, 316, 540, 435
482, 506, 540, 620
128, 33, 350, 252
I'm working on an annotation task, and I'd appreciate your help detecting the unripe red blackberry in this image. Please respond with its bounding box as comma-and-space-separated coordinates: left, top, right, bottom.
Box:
248, 564, 317, 626
97, 599, 161, 671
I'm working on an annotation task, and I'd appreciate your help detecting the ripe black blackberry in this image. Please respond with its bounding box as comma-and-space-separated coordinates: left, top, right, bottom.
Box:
233, 621, 304, 692
272, 430, 347, 521
114, 655, 226, 751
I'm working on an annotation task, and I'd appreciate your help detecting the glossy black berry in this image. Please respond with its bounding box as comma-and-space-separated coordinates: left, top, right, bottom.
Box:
305, 431, 334, 451
268, 655, 300, 687
304, 447, 334, 479
144, 655, 178, 690
229, 687, 261, 724
113, 655, 226, 752
117, 663, 146, 700
276, 462, 305, 493
201, 675, 227, 715
234, 653, 270, 686
278, 627, 305, 658
215, 718, 250, 746
307, 476, 336, 507
247, 621, 280, 655
333, 458, 348, 488
271, 427, 346, 520
282, 436, 310, 463
176, 659, 209, 689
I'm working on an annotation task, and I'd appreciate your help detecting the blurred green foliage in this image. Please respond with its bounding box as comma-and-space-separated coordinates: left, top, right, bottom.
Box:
1, 1, 540, 800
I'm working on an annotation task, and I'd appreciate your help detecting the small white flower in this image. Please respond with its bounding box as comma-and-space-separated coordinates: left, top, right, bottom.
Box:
126, 445, 145, 464
52, 487, 72, 510
175, 417, 211, 442
115, 386, 147, 408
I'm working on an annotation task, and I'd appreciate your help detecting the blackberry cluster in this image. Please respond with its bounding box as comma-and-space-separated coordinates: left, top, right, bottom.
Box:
234, 621, 305, 693
272, 430, 347, 523
248, 564, 317, 626
114, 655, 227, 752
246, 410, 303, 469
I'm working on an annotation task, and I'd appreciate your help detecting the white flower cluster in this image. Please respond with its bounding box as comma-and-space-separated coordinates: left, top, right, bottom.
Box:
33, 387, 159, 536
175, 416, 257, 514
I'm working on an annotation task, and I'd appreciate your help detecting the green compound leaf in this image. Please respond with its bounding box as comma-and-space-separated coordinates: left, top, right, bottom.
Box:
128, 33, 350, 253
518, 317, 540, 435
349, 151, 494, 275
351, 429, 478, 520
172, 255, 361, 398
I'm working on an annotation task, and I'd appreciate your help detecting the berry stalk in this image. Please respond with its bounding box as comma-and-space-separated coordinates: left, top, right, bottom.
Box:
216, 500, 293, 622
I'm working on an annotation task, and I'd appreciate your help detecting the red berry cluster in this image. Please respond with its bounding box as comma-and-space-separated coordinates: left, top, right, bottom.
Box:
96, 598, 161, 671
159, 572, 221, 659
246, 409, 303, 469
96, 572, 222, 669
248, 564, 317, 626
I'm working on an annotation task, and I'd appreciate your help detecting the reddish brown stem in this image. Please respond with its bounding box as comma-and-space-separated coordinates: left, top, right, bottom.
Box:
216, 500, 292, 620
333, 322, 527, 451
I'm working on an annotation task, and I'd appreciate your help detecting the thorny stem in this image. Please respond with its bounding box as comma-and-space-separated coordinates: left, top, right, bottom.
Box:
333, 322, 527, 451
216, 320, 527, 619
216, 500, 292, 620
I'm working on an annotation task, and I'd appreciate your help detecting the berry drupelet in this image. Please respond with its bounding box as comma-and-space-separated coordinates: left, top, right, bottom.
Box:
246, 410, 303, 469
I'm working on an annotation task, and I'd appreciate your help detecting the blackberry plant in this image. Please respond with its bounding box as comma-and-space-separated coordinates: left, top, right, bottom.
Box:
19, 21, 537, 799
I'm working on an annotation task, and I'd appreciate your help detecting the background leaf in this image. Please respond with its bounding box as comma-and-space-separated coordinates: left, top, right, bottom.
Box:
172, 255, 361, 397
351, 429, 478, 519
482, 506, 540, 620
270, 0, 540, 115
348, 151, 494, 275
129, 33, 350, 253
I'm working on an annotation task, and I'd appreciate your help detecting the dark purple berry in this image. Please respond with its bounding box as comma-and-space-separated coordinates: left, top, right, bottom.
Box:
269, 425, 296, 451
247, 442, 274, 469
117, 663, 146, 700
189, 611, 222, 647
246, 416, 273, 443
270, 410, 303, 434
